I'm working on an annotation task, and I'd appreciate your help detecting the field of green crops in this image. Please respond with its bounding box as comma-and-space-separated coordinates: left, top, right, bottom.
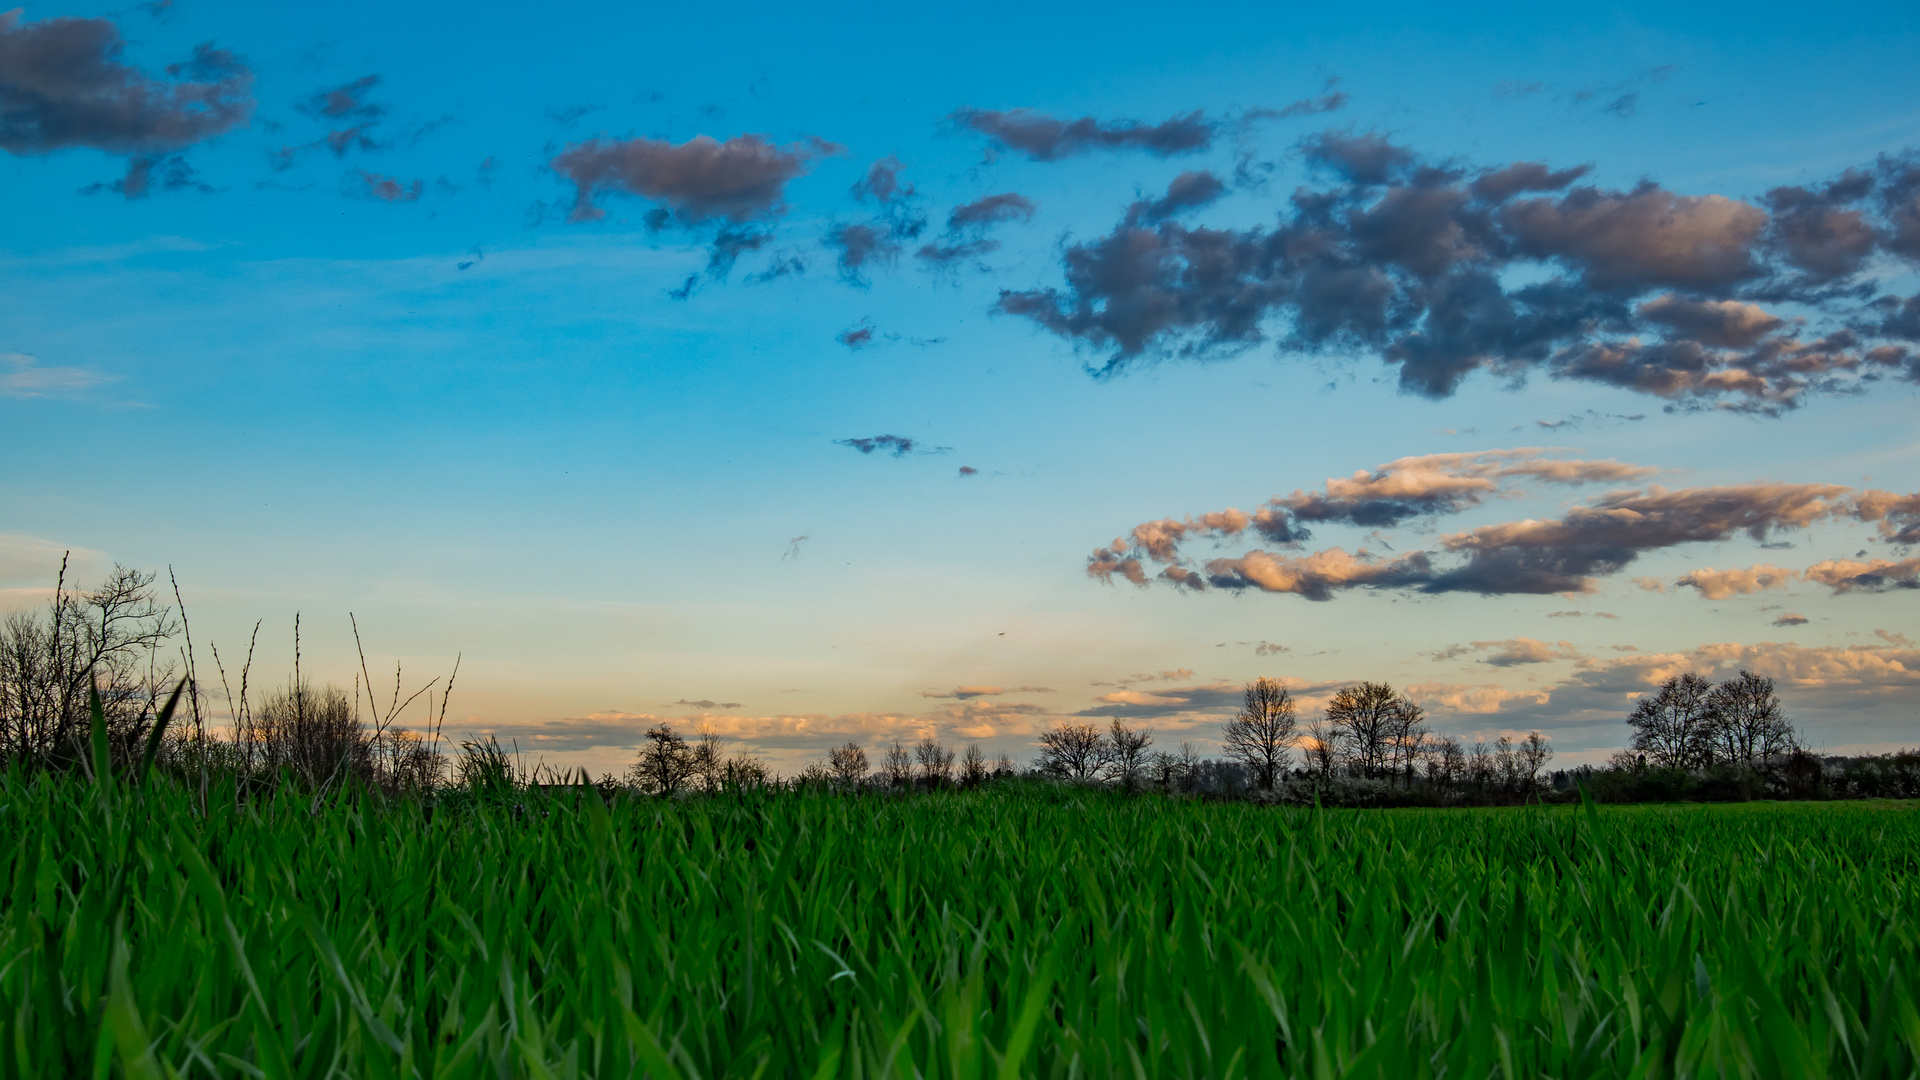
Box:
4, 770, 1918, 1079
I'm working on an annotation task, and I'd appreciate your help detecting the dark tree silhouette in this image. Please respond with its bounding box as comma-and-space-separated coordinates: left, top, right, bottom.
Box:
1627, 673, 1717, 769
1036, 722, 1107, 781
1221, 677, 1296, 789
1706, 670, 1797, 765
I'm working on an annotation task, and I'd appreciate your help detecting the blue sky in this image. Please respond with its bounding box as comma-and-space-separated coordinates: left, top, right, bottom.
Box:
4, 0, 1919, 774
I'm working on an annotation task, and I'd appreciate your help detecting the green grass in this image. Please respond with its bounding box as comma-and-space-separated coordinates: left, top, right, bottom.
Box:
3, 772, 1917, 1079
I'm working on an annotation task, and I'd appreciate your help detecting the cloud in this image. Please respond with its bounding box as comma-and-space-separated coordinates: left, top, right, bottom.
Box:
1132, 170, 1227, 224
1773, 613, 1809, 626
1088, 448, 1654, 579
1803, 556, 1920, 593
850, 154, 911, 203
0, 12, 252, 192
827, 222, 899, 280
1094, 447, 1920, 602
835, 434, 947, 457
1093, 669, 1196, 686
551, 133, 840, 224
1, 351, 112, 398
1404, 681, 1550, 715
79, 151, 212, 197
951, 106, 1216, 161
958, 465, 978, 477
1202, 547, 1435, 601
357, 170, 420, 202
1548, 609, 1618, 618
1666, 563, 1798, 599
837, 320, 874, 349
1267, 79, 1349, 119
998, 134, 1920, 409
1436, 637, 1586, 666
947, 192, 1037, 230
921, 685, 1054, 699
674, 698, 743, 710
1425, 483, 1859, 596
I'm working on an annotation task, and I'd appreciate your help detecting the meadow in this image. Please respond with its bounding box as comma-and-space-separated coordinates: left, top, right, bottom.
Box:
5, 737, 1919, 1080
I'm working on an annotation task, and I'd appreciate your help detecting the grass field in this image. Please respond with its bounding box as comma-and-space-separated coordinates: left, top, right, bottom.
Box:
4, 768, 1918, 1079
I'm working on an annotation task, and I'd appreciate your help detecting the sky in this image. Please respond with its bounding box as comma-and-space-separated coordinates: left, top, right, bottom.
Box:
3, 0, 1919, 776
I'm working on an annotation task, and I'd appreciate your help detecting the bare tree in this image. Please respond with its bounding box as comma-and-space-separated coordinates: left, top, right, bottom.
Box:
1519, 730, 1553, 790
1706, 671, 1797, 766
253, 681, 370, 789
1425, 734, 1466, 789
1494, 735, 1521, 792
880, 741, 914, 788
1221, 677, 1296, 790
1036, 722, 1108, 781
828, 741, 869, 789
916, 735, 955, 787
1627, 673, 1718, 769
629, 723, 695, 795
1104, 718, 1153, 789
1325, 682, 1421, 779
689, 726, 725, 793
959, 743, 989, 787
1467, 738, 1495, 790
1302, 717, 1340, 779
0, 562, 179, 770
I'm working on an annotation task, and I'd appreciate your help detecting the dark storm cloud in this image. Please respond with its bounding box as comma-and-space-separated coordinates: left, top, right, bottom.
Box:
551, 133, 841, 224
950, 106, 1216, 161
0, 11, 251, 192
999, 132, 1920, 411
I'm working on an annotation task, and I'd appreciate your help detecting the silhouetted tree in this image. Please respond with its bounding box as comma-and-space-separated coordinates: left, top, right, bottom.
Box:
828, 741, 869, 789
1706, 670, 1797, 765
1222, 677, 1296, 789
1303, 716, 1341, 779
959, 743, 989, 787
916, 735, 955, 787
1104, 718, 1153, 788
1036, 722, 1107, 781
1627, 673, 1717, 769
1519, 730, 1553, 789
629, 723, 695, 795
880, 740, 914, 788
1325, 682, 1422, 780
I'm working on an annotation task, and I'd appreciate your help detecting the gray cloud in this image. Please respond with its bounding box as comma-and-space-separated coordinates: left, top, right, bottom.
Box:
947, 192, 1036, 230
851, 154, 910, 203
836, 434, 947, 457
999, 133, 1920, 411
0, 12, 251, 193
951, 106, 1215, 161
551, 133, 840, 224
358, 169, 420, 203
921, 685, 1054, 699
1094, 446, 1920, 601
675, 698, 742, 709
